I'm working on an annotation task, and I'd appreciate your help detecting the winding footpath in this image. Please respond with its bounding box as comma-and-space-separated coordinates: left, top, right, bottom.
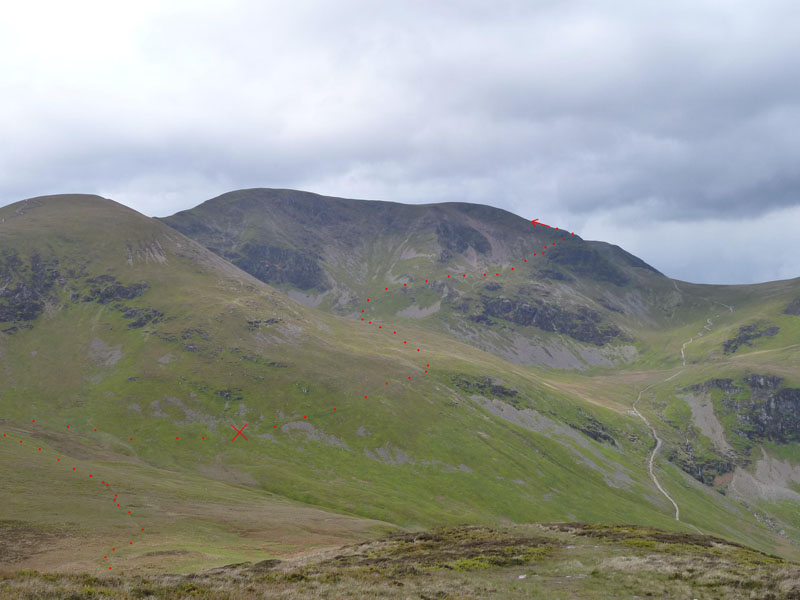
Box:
632, 307, 731, 525
632, 380, 682, 520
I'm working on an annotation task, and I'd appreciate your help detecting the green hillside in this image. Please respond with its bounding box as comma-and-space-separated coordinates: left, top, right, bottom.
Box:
1, 193, 799, 580
160, 188, 800, 560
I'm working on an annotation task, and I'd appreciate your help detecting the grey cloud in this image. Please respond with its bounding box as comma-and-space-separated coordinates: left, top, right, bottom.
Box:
1, 0, 799, 282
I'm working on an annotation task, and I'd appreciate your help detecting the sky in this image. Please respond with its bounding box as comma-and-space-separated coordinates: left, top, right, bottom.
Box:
1, 0, 799, 284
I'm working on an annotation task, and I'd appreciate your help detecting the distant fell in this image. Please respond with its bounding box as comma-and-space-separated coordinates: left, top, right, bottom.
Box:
160, 188, 669, 368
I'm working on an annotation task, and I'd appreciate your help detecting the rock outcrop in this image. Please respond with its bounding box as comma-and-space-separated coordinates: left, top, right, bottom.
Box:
0, 250, 61, 326
691, 375, 800, 444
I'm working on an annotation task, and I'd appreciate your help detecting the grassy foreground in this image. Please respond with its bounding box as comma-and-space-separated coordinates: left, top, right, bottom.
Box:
2, 524, 799, 599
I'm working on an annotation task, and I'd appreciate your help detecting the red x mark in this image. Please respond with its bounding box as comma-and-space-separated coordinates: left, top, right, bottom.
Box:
231, 424, 248, 441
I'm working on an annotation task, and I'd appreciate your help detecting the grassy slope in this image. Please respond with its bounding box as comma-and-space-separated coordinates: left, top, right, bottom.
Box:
0, 423, 395, 573
1, 195, 798, 576
579, 282, 800, 557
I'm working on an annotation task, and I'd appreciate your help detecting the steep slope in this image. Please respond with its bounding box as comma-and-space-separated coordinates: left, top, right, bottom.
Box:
1, 194, 798, 575
160, 190, 800, 371
160, 188, 678, 369
625, 300, 800, 553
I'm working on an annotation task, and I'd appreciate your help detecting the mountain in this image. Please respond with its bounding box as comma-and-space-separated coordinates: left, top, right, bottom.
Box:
1, 192, 800, 579
159, 188, 799, 370
159, 188, 671, 369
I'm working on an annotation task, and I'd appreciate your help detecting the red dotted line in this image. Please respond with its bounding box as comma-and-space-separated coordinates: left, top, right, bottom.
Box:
5, 413, 342, 568
6, 417, 343, 566
357, 223, 575, 398
4, 422, 146, 570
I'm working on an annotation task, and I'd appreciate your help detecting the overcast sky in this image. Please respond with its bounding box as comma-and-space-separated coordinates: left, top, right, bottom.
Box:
2, 1, 799, 284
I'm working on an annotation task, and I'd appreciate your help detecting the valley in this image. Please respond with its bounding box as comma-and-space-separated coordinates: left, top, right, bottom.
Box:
1, 191, 799, 597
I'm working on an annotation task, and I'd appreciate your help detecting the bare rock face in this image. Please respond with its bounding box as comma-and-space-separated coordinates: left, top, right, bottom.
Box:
0, 250, 61, 326
82, 275, 149, 304
784, 297, 800, 315
671, 375, 800, 486
744, 374, 783, 391
0, 245, 163, 337
435, 221, 491, 261
544, 245, 630, 286
458, 295, 625, 346
722, 322, 779, 354
80, 274, 161, 329
731, 379, 800, 445
225, 243, 329, 291
692, 375, 800, 445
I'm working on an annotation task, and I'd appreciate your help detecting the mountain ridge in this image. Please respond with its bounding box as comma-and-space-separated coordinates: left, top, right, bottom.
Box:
160, 187, 677, 369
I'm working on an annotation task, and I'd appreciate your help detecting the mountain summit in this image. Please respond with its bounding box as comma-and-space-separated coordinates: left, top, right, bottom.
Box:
161, 188, 673, 368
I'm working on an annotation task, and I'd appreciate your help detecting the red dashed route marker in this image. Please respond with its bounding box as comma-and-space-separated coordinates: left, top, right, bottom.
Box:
359, 217, 573, 397
3, 426, 147, 570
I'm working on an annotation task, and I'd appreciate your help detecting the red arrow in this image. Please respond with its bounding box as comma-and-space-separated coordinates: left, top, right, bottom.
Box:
531, 218, 552, 228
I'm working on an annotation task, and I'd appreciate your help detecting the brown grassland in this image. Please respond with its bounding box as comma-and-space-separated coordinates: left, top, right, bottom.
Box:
2, 524, 800, 599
